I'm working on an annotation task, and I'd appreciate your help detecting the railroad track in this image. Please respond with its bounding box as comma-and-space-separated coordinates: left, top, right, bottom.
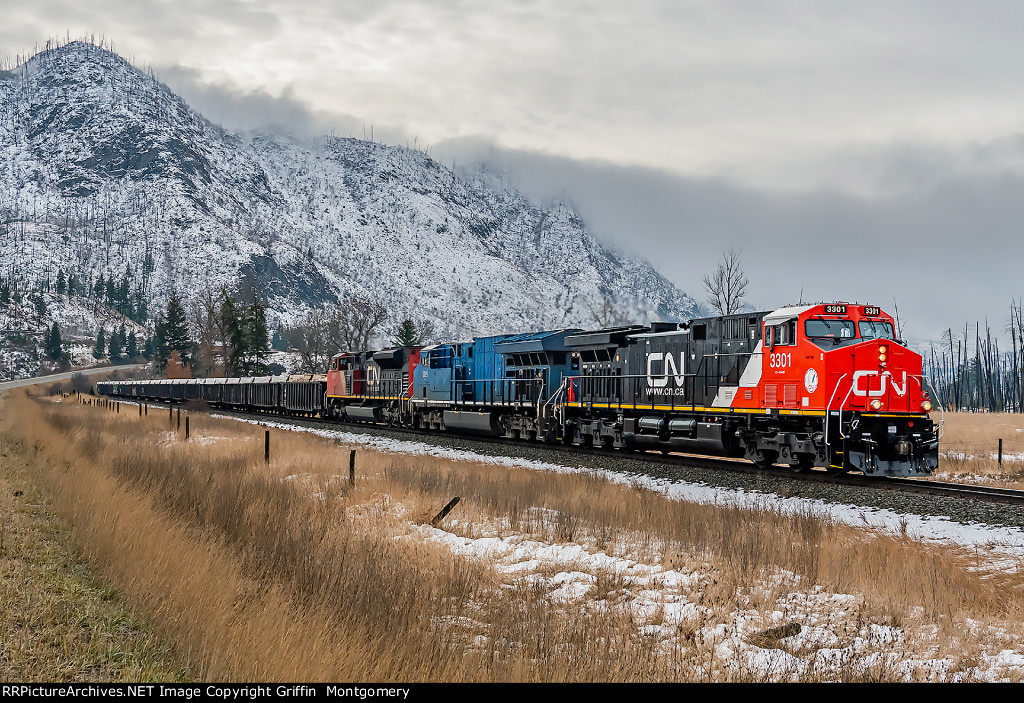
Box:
100, 397, 1024, 508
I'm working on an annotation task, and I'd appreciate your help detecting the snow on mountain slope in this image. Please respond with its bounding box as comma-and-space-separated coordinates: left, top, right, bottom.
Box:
0, 41, 698, 342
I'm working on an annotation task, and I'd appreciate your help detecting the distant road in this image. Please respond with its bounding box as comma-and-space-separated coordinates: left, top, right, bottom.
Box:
0, 364, 149, 392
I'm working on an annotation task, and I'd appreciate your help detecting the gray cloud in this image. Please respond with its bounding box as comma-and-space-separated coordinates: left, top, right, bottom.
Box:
5, 2, 1024, 342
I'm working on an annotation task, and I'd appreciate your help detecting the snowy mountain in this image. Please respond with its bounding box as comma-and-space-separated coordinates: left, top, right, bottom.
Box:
0, 40, 698, 343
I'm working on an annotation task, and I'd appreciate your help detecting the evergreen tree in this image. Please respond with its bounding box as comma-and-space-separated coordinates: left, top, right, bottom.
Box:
392, 319, 421, 347
67, 273, 79, 296
93, 273, 105, 300
108, 325, 124, 362
55, 268, 66, 296
45, 322, 63, 360
163, 292, 192, 368
143, 334, 155, 360
153, 315, 167, 367
0, 281, 9, 305
93, 328, 106, 359
126, 331, 138, 360
221, 293, 246, 376
30, 292, 47, 317
248, 298, 270, 375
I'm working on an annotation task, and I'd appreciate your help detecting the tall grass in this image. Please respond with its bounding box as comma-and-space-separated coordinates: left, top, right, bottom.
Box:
8, 391, 1024, 681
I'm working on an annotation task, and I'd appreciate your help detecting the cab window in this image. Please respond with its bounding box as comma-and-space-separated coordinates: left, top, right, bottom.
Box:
859, 320, 895, 340
770, 320, 797, 346
805, 319, 855, 339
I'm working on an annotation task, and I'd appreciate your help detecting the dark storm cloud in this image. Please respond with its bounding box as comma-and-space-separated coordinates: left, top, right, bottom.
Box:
432, 137, 1024, 342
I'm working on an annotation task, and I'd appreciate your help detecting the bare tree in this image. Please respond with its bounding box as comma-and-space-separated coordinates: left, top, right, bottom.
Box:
284, 309, 337, 373
703, 246, 749, 316
190, 286, 228, 377
283, 296, 390, 373
587, 292, 631, 328
343, 296, 388, 350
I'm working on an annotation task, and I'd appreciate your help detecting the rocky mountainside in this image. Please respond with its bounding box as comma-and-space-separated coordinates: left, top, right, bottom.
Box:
0, 40, 698, 343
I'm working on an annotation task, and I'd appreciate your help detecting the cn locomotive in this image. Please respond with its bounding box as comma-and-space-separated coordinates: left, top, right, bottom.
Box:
97, 302, 940, 478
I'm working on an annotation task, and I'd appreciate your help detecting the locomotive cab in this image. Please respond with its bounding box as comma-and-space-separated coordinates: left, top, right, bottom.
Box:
742, 303, 938, 476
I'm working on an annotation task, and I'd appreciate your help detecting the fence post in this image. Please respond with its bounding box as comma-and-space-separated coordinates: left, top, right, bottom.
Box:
349, 449, 356, 487
185, 416, 190, 441
177, 409, 181, 431
430, 497, 461, 527
139, 404, 143, 417
999, 438, 1003, 467
265, 430, 270, 463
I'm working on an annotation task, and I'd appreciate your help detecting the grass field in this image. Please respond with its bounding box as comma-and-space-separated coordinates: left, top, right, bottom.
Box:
932, 412, 1024, 487
3, 390, 1024, 681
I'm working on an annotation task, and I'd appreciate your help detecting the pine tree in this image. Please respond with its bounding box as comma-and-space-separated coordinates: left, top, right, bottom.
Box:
30, 292, 47, 318
93, 328, 106, 359
163, 292, 192, 368
392, 319, 421, 347
143, 334, 155, 360
45, 322, 63, 360
153, 315, 167, 367
108, 325, 124, 362
221, 293, 246, 376
55, 268, 66, 296
0, 281, 9, 305
248, 298, 270, 375
93, 273, 105, 300
67, 273, 79, 296
126, 331, 138, 360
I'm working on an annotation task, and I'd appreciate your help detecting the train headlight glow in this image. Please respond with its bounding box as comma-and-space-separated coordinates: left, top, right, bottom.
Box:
921, 401, 933, 412
869, 399, 883, 411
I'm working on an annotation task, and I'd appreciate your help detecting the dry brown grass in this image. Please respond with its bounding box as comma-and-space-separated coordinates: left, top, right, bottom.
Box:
5, 391, 1024, 681
931, 412, 1024, 486
0, 398, 189, 682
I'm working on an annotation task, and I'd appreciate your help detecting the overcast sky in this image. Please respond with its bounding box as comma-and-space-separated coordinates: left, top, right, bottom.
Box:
5, 1, 1024, 344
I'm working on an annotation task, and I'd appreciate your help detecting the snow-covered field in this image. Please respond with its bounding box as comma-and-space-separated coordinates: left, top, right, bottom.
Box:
218, 414, 1024, 681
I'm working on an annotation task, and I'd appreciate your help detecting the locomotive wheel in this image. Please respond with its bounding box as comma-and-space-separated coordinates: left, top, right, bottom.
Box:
790, 455, 814, 474
752, 450, 778, 470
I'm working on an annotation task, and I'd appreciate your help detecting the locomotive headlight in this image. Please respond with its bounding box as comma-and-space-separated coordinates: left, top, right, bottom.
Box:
921, 400, 933, 412
878, 353, 887, 363
869, 399, 883, 411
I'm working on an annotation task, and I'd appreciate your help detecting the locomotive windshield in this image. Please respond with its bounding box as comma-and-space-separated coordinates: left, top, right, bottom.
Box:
805, 319, 855, 340
859, 320, 895, 340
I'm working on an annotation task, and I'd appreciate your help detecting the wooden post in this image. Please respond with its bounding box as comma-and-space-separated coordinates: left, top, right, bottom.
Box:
265, 430, 270, 463
170, 406, 173, 424
116, 402, 120, 413
349, 449, 356, 487
144, 404, 148, 416
139, 404, 143, 417
999, 438, 1003, 467
430, 497, 461, 527
185, 416, 190, 441
177, 409, 181, 431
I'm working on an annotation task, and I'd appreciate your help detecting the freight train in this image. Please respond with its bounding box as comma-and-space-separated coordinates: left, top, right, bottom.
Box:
96, 302, 940, 478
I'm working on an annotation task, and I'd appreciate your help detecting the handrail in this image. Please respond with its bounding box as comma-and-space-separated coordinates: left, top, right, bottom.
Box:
913, 374, 945, 440
824, 373, 848, 453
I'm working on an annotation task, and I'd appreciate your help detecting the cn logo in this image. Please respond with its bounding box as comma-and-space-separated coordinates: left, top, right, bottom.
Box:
646, 352, 685, 387
852, 370, 907, 397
